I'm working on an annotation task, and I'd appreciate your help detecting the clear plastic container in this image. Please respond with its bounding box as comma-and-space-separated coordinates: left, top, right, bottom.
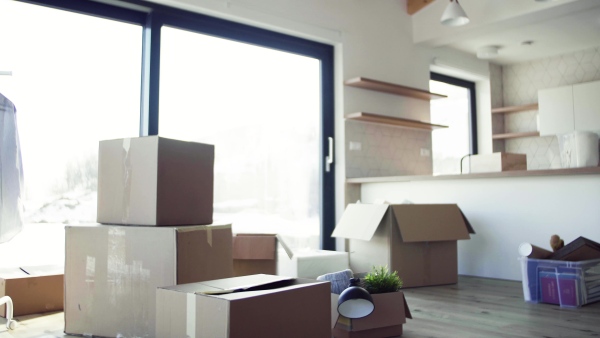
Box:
520, 256, 600, 308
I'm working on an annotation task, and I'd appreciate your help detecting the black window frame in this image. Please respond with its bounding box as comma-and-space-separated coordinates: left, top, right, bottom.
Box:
15, 0, 336, 250
430, 72, 478, 155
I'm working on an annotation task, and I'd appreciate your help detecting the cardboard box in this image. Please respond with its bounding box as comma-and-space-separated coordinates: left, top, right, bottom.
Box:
65, 223, 233, 337
97, 136, 214, 226
277, 249, 349, 279
156, 274, 331, 338
232, 234, 277, 276
331, 291, 412, 338
469, 152, 527, 173
332, 203, 475, 288
232, 234, 349, 278
0, 265, 63, 317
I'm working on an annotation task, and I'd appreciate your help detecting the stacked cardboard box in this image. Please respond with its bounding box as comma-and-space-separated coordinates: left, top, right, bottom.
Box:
65, 136, 233, 337
232, 233, 349, 278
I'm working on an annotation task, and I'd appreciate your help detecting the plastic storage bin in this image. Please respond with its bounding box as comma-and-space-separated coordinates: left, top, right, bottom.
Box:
520, 257, 600, 308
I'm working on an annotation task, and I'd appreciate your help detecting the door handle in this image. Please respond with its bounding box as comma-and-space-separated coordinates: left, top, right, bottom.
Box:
326, 137, 334, 172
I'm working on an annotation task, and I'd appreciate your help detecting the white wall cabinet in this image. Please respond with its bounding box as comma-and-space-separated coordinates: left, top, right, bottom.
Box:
538, 80, 600, 136
574, 80, 600, 132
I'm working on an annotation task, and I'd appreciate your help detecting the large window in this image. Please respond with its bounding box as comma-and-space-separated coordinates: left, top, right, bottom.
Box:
0, 0, 142, 267
430, 73, 477, 175
0, 0, 335, 266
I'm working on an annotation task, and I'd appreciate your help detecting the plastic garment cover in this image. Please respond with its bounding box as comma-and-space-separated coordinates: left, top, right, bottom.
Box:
0, 92, 24, 243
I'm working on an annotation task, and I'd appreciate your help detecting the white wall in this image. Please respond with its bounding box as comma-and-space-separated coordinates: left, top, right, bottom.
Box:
359, 174, 600, 281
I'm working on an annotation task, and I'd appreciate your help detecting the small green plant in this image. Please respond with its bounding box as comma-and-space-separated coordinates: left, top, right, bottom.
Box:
363, 266, 403, 294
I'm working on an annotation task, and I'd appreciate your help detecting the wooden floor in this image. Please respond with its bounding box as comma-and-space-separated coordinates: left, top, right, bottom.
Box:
1, 276, 599, 338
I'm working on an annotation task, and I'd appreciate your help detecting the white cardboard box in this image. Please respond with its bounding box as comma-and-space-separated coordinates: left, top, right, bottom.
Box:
469, 152, 527, 173
65, 223, 233, 337
97, 136, 214, 226
277, 249, 349, 279
156, 274, 331, 338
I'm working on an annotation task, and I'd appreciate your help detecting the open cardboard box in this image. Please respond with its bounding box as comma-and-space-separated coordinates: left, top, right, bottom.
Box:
333, 203, 475, 288
156, 274, 331, 338
65, 223, 233, 338
233, 233, 349, 278
331, 291, 412, 338
0, 265, 63, 317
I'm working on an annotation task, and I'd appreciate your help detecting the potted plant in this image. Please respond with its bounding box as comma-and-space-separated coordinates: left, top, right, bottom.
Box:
333, 266, 412, 338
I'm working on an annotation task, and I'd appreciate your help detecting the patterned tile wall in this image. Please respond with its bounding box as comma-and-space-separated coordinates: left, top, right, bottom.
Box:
345, 120, 432, 178
497, 45, 600, 170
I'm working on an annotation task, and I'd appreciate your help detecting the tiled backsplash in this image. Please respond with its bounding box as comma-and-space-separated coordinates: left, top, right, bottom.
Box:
345, 120, 432, 178
495, 45, 600, 170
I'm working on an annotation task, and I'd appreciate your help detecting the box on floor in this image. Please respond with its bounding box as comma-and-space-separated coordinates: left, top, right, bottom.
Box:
333, 203, 475, 288
65, 223, 233, 337
232, 233, 349, 278
156, 274, 331, 338
0, 265, 63, 317
97, 136, 214, 226
331, 291, 412, 338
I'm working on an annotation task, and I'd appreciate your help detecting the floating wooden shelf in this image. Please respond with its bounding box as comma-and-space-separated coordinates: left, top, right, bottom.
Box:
345, 112, 448, 130
492, 131, 540, 140
492, 103, 539, 114
345, 77, 447, 101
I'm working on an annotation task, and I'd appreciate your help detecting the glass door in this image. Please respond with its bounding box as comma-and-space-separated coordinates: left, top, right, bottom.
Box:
159, 26, 327, 250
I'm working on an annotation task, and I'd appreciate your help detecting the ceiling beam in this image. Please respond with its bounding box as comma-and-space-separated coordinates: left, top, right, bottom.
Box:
407, 0, 436, 15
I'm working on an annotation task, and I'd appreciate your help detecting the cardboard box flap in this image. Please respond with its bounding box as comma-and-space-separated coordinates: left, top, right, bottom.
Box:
232, 234, 277, 260
403, 293, 412, 319
459, 210, 476, 235
187, 274, 294, 295
20, 265, 64, 276
331, 204, 389, 241
391, 204, 471, 242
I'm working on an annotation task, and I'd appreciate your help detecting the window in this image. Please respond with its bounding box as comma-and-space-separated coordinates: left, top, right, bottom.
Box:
430, 73, 477, 175
0, 0, 142, 267
0, 0, 335, 261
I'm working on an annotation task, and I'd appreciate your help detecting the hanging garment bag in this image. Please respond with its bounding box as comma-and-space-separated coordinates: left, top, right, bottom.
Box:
0, 93, 24, 243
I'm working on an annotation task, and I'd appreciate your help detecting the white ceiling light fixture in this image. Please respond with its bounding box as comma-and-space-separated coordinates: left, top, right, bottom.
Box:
476, 46, 500, 59
441, 0, 470, 27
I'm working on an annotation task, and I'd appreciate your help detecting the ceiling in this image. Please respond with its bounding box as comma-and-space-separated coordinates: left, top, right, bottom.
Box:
411, 0, 600, 65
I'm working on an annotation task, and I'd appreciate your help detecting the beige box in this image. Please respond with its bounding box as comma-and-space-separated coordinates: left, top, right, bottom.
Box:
332, 203, 475, 288
469, 152, 527, 173
277, 249, 349, 279
0, 265, 63, 317
156, 274, 331, 338
97, 136, 214, 226
332, 291, 412, 338
232, 234, 278, 276
65, 223, 233, 337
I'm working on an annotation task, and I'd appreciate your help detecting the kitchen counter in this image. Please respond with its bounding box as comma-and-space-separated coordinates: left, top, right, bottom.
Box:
347, 166, 600, 184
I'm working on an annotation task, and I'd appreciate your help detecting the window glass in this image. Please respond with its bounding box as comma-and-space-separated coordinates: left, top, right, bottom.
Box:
0, 0, 141, 266
430, 80, 472, 175
159, 26, 321, 249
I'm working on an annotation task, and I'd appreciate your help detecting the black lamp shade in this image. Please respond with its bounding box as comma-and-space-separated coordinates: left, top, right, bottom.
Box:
337, 278, 375, 319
